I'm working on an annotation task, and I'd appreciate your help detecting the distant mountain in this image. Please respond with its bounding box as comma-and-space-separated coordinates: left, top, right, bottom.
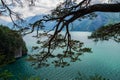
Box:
70, 12, 120, 31
0, 1, 120, 31
0, 19, 10, 26
0, 12, 120, 31
0, 19, 9, 25
25, 12, 120, 31
25, 14, 57, 30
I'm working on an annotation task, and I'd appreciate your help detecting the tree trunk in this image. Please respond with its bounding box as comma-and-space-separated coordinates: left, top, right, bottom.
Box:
67, 3, 120, 23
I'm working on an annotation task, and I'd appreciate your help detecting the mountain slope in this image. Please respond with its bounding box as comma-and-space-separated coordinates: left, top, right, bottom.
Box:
0, 12, 120, 31
0, 1, 120, 31
70, 12, 120, 31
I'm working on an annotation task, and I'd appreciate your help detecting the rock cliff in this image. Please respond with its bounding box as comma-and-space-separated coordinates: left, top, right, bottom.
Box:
0, 25, 27, 65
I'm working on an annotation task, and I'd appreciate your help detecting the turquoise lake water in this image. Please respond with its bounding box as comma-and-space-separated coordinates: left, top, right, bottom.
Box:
1, 32, 120, 80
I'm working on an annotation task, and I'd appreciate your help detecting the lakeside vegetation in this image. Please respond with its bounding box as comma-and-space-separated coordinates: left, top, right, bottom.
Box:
0, 25, 27, 67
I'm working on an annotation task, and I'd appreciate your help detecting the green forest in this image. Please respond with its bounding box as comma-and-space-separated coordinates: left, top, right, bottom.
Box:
0, 25, 27, 67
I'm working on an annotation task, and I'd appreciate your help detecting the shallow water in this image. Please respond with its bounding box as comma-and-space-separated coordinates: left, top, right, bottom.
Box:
1, 32, 120, 80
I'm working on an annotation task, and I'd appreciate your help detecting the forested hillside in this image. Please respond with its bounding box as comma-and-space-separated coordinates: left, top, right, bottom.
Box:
0, 25, 27, 67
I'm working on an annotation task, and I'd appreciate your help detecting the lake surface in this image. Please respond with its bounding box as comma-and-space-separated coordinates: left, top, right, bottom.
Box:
1, 32, 120, 80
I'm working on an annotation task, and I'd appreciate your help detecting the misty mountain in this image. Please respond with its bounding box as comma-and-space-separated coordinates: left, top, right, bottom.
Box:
70, 12, 120, 31
0, 1, 120, 31
0, 12, 120, 31
25, 12, 120, 31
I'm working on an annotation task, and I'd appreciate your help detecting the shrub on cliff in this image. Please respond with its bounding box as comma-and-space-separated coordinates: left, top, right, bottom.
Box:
0, 25, 27, 66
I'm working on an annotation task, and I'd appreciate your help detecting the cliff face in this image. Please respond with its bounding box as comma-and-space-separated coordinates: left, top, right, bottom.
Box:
14, 47, 22, 58
14, 47, 27, 58
14, 36, 27, 58
14, 44, 27, 58
0, 25, 27, 65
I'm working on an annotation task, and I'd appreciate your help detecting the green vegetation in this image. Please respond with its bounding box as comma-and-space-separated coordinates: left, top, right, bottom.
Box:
21, 76, 40, 80
0, 70, 41, 80
0, 70, 14, 80
0, 25, 27, 67
27, 33, 92, 68
89, 23, 120, 43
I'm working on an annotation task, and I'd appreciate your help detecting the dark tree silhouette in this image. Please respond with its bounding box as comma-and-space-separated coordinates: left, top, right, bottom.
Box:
0, 0, 120, 67
26, 0, 120, 68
